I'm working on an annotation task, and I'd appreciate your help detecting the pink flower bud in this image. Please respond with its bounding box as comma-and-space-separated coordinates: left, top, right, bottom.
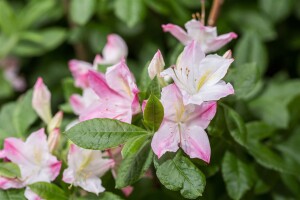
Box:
223, 50, 232, 59
148, 50, 165, 80
32, 77, 52, 124
47, 111, 63, 133
48, 128, 61, 153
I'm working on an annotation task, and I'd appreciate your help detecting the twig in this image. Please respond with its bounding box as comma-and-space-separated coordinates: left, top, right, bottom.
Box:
201, 0, 205, 25
63, 0, 88, 60
208, 0, 224, 26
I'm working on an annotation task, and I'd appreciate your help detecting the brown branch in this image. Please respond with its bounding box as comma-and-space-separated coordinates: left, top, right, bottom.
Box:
63, 0, 88, 60
208, 0, 224, 26
201, 0, 205, 25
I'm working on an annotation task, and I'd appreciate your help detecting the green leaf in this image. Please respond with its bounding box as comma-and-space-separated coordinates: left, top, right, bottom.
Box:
121, 134, 150, 158
230, 63, 260, 99
0, 103, 17, 143
234, 32, 268, 76
222, 104, 247, 147
13, 90, 37, 137
0, 162, 21, 178
249, 80, 300, 128
0, 68, 13, 98
154, 151, 206, 199
228, 8, 276, 41
139, 61, 151, 92
19, 0, 56, 29
222, 151, 254, 200
13, 28, 66, 57
207, 105, 226, 137
62, 78, 81, 101
146, 76, 162, 98
246, 141, 298, 175
246, 121, 276, 141
78, 192, 124, 200
0, 0, 18, 34
116, 140, 153, 188
259, 0, 294, 23
0, 189, 26, 200
64, 118, 149, 150
29, 182, 68, 200
114, 0, 146, 27
70, 0, 96, 25
0, 34, 19, 58
143, 94, 164, 132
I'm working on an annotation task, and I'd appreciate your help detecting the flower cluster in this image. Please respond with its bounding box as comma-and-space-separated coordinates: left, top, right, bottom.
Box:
0, 18, 236, 199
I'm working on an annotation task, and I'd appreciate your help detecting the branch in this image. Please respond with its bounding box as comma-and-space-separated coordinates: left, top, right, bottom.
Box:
208, 0, 224, 26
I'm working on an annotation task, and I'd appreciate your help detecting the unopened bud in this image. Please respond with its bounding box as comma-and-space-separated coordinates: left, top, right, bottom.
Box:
32, 77, 52, 124
223, 50, 232, 59
48, 128, 60, 153
148, 50, 165, 80
48, 111, 63, 133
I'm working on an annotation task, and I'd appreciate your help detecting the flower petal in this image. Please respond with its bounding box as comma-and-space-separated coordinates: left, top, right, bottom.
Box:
205, 32, 238, 53
185, 19, 217, 42
162, 24, 191, 45
184, 102, 217, 129
198, 81, 234, 102
180, 126, 211, 163
102, 34, 128, 65
151, 121, 180, 158
105, 60, 139, 100
69, 60, 93, 88
76, 176, 105, 195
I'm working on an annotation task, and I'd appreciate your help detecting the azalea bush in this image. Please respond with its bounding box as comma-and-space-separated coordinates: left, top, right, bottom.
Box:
1, 0, 300, 200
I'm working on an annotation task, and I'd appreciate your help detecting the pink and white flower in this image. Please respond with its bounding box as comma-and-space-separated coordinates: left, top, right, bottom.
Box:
97, 34, 128, 65
63, 144, 115, 195
161, 41, 234, 105
69, 34, 127, 89
0, 129, 62, 188
32, 78, 52, 124
148, 50, 165, 80
162, 19, 237, 53
151, 84, 216, 163
71, 60, 140, 123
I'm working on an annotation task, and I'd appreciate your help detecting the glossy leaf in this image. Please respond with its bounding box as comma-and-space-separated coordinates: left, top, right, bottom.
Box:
64, 118, 149, 150
154, 151, 206, 199
29, 182, 68, 200
143, 94, 164, 132
0, 162, 21, 179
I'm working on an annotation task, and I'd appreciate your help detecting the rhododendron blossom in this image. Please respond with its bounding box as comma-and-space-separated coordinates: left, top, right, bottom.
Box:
162, 19, 237, 53
63, 144, 115, 195
0, 129, 61, 190
71, 60, 140, 123
161, 41, 234, 105
148, 50, 165, 80
32, 77, 52, 124
151, 84, 216, 163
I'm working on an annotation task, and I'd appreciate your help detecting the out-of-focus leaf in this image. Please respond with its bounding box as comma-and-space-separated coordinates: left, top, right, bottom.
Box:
222, 104, 247, 147
0, 69, 13, 98
229, 62, 260, 99
0, 162, 21, 179
13, 28, 66, 56
228, 8, 276, 41
234, 32, 268, 76
0, 34, 19, 58
19, 0, 56, 29
249, 80, 300, 129
0, 103, 17, 142
0, 189, 26, 200
144, 0, 170, 15
13, 90, 37, 137
0, 0, 18, 34
259, 0, 295, 23
154, 151, 206, 199
222, 151, 254, 200
114, 0, 146, 27
246, 121, 276, 141
70, 0, 96, 26
207, 105, 226, 137
78, 192, 124, 200
62, 78, 81, 101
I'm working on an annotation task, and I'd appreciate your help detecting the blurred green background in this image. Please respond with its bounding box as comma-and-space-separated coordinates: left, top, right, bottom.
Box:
1, 0, 300, 199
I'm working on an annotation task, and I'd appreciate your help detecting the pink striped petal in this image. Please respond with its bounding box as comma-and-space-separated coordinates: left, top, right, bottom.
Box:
162, 24, 191, 45
180, 126, 211, 163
